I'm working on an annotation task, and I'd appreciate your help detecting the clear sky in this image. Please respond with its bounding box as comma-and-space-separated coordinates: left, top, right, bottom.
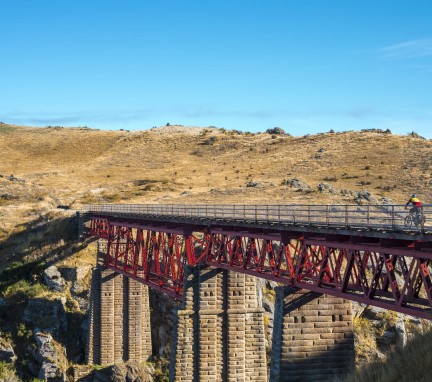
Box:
1, 1, 431, 137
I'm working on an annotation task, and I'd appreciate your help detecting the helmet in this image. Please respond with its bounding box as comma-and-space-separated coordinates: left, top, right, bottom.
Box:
412, 194, 416, 197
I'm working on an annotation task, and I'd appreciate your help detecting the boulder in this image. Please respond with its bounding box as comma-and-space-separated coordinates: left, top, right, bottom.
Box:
317, 182, 336, 194
59, 266, 91, 295
340, 189, 354, 197
282, 178, 311, 192
354, 190, 378, 204
44, 266, 65, 292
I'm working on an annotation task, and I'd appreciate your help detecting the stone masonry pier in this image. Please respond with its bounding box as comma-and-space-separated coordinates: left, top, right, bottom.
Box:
170, 266, 268, 382
86, 241, 152, 365
270, 287, 354, 382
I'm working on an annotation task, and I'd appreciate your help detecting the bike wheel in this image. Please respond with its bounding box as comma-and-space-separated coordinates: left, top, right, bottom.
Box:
404, 215, 413, 228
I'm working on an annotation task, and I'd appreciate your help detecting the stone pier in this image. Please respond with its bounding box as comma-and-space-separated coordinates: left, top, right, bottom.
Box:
86, 241, 152, 364
270, 287, 354, 382
170, 266, 268, 382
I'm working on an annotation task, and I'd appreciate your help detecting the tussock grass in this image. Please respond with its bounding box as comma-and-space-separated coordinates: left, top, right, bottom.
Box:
343, 331, 432, 382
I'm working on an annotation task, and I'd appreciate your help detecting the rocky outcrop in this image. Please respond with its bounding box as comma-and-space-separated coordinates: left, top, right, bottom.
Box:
354, 190, 378, 204
23, 298, 68, 338
317, 182, 337, 193
86, 362, 154, 382
44, 265, 66, 292
30, 331, 67, 381
282, 178, 311, 191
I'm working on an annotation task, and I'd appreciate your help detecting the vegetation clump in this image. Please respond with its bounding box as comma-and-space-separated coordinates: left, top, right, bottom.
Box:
266, 127, 286, 135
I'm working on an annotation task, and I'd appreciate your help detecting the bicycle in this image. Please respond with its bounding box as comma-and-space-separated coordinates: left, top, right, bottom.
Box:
404, 210, 426, 228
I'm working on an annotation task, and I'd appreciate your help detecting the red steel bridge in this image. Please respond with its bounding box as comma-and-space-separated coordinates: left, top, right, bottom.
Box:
83, 204, 432, 319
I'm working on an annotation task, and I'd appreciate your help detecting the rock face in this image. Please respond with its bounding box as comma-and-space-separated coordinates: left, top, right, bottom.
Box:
23, 298, 68, 338
44, 265, 66, 292
31, 331, 67, 382
59, 265, 92, 310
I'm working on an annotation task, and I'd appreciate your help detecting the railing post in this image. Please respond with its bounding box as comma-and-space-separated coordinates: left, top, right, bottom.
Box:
345, 205, 348, 227
392, 205, 395, 230
326, 205, 329, 225
367, 205, 370, 227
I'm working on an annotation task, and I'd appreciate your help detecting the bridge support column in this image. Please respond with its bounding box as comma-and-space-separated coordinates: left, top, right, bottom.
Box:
269, 287, 354, 382
86, 241, 152, 365
170, 267, 267, 382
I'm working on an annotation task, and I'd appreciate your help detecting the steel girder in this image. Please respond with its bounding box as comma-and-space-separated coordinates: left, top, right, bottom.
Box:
88, 216, 432, 319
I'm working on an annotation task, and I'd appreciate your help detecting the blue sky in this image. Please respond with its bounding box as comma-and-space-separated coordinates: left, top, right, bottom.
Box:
1, 1, 431, 137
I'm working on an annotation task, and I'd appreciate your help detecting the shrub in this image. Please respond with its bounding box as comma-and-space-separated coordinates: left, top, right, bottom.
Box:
266, 127, 286, 135
0, 361, 20, 382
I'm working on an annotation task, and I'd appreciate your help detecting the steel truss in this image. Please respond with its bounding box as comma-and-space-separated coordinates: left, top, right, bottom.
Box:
89, 216, 432, 319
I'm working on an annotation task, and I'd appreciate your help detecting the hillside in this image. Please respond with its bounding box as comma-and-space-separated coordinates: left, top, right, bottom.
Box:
1, 123, 431, 235
0, 123, 431, 380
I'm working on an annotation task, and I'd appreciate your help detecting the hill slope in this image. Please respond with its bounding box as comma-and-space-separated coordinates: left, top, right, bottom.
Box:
0, 123, 431, 380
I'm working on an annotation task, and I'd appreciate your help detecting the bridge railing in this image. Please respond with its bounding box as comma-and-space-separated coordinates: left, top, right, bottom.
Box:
82, 204, 431, 233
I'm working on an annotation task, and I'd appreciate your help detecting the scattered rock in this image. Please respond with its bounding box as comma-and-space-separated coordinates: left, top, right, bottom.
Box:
282, 178, 311, 192
246, 181, 258, 187
354, 190, 378, 204
317, 148, 325, 152
340, 189, 354, 197
317, 182, 337, 194
8, 174, 25, 183
44, 266, 65, 292
0, 193, 19, 200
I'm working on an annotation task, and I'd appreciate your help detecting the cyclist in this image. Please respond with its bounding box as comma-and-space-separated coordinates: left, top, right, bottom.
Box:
405, 194, 422, 218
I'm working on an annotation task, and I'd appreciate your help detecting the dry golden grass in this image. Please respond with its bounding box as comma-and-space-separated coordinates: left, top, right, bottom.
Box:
1, 122, 431, 236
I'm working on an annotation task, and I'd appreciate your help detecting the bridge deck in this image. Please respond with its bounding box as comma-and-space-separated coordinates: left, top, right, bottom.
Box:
83, 203, 431, 239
